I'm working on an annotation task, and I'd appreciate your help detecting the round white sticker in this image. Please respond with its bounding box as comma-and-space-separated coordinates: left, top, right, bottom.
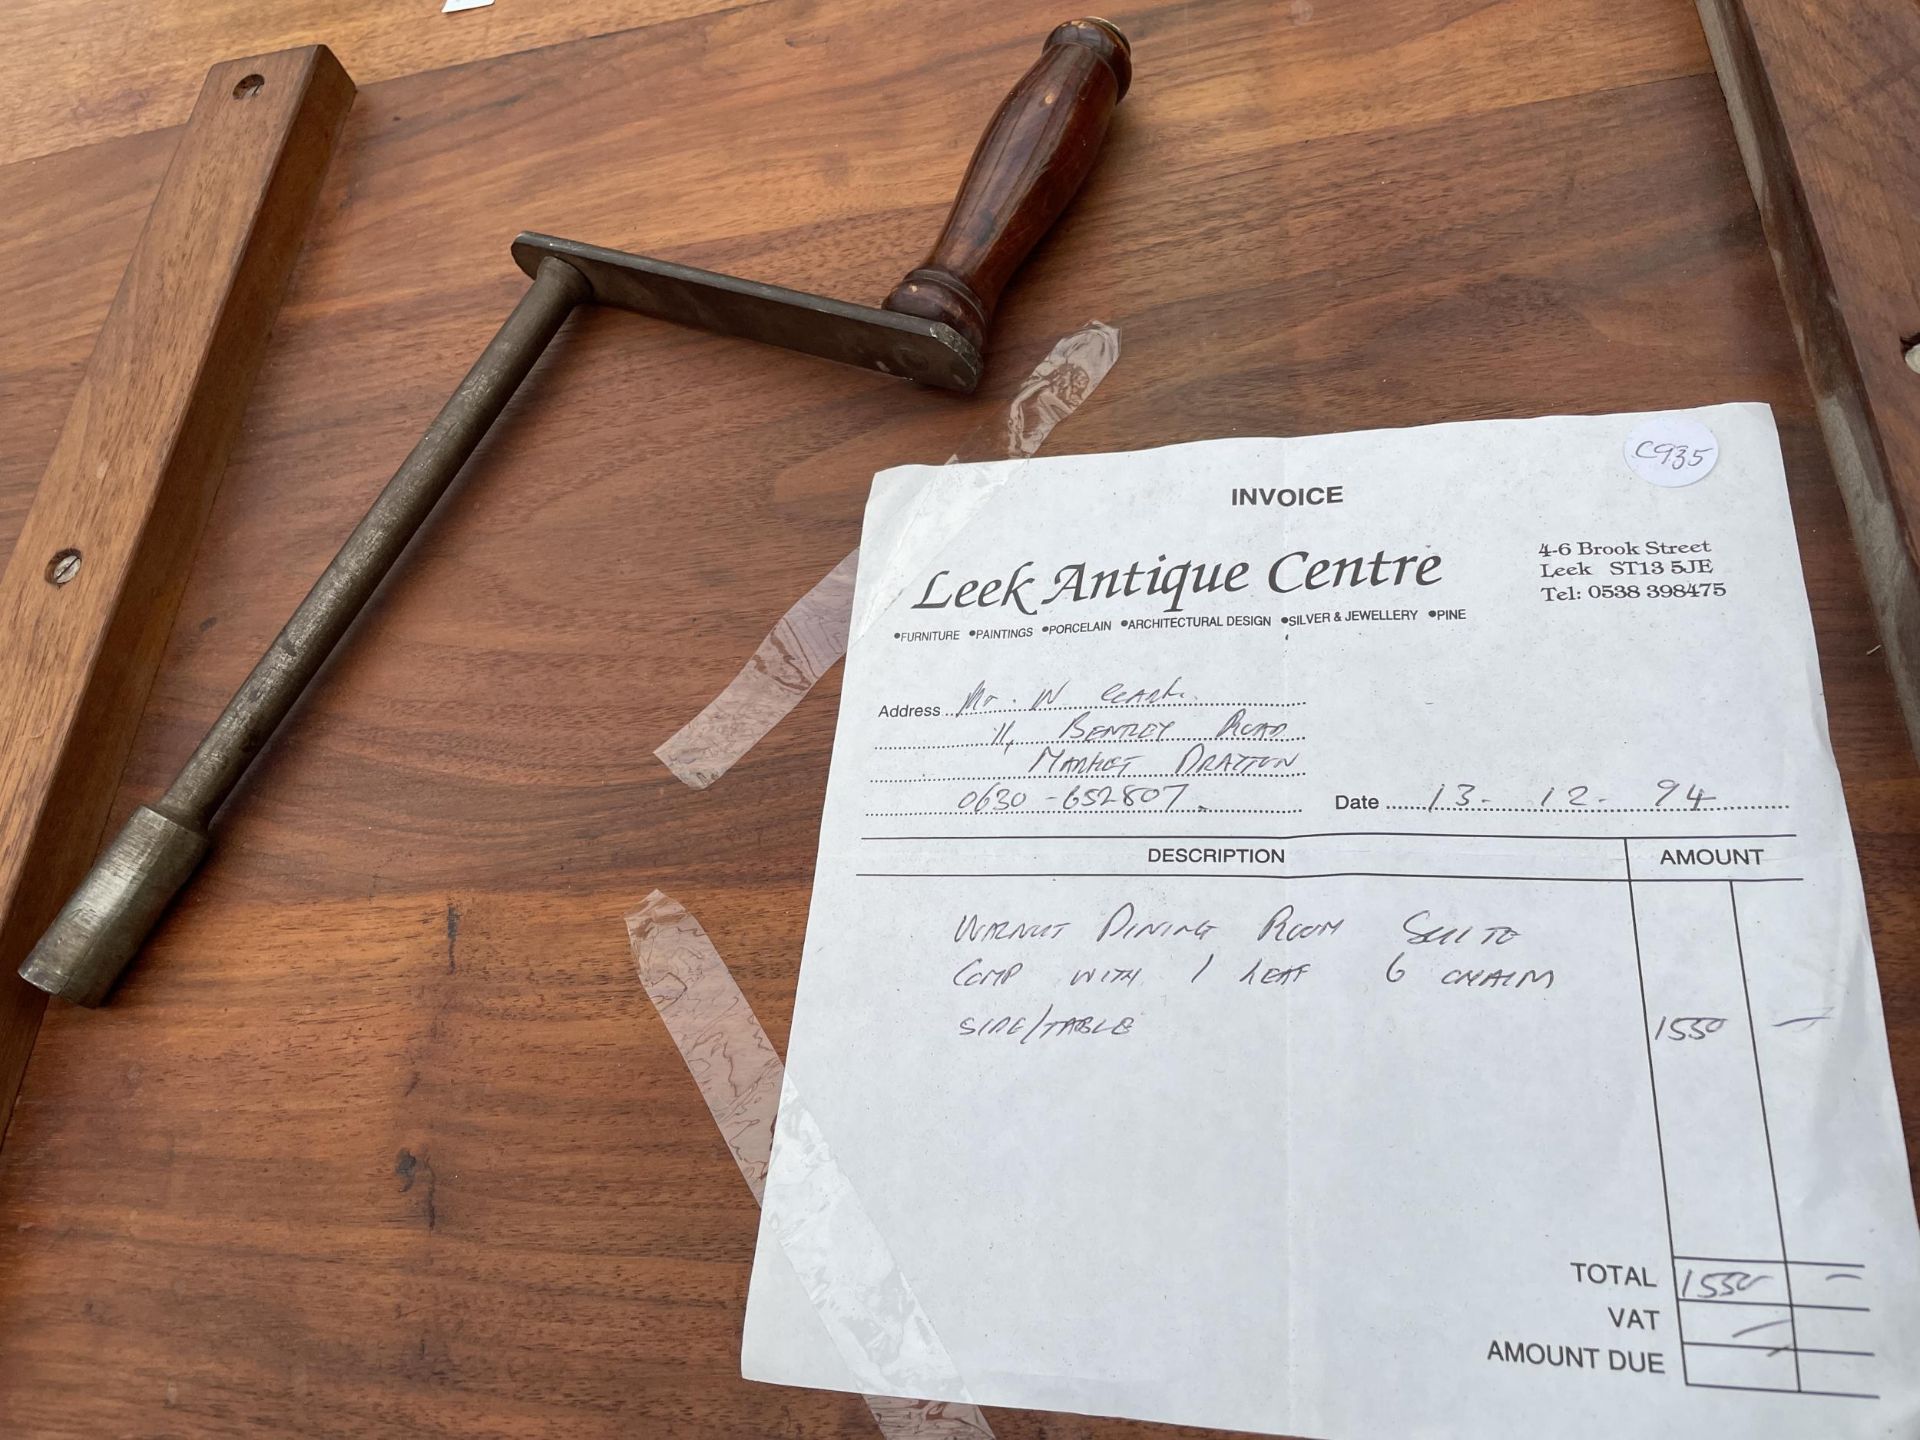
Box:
1624, 416, 1719, 487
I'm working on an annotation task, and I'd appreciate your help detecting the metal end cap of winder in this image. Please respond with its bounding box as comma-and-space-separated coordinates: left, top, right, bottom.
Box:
19, 805, 210, 1007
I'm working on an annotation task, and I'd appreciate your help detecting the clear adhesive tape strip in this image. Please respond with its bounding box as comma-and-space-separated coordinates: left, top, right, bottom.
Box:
626, 891, 994, 1438
1001, 319, 1121, 458
653, 322, 1121, 789
655, 549, 861, 790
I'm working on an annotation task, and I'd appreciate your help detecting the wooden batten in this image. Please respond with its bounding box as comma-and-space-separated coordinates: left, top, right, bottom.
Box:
0, 47, 356, 1136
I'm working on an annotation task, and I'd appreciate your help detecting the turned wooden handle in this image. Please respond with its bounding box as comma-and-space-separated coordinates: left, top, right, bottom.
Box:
883, 18, 1130, 357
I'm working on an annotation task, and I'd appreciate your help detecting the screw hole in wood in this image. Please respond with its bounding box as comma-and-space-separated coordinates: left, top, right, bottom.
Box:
45, 548, 81, 586
232, 74, 265, 100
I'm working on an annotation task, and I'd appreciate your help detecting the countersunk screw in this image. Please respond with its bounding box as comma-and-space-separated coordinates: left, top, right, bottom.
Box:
46, 548, 82, 586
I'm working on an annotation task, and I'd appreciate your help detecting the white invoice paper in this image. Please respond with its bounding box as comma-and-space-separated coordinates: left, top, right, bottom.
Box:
739, 404, 1920, 1439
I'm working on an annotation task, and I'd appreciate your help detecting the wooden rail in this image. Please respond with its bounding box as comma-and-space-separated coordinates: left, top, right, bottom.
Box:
1697, 0, 1920, 752
0, 47, 354, 1136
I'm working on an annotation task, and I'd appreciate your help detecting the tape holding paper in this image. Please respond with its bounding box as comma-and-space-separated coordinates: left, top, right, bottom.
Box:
860, 1396, 996, 1437
654, 550, 861, 790
626, 891, 995, 1438
758, 1072, 982, 1401
1001, 320, 1121, 458
626, 889, 782, 1199
654, 322, 1121, 788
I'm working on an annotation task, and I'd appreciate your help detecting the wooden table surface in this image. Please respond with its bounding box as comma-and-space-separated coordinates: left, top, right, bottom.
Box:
0, 1, 1913, 1435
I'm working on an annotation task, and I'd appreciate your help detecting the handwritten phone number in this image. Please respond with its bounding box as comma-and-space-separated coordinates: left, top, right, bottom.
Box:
958, 782, 1191, 814
1542, 582, 1727, 602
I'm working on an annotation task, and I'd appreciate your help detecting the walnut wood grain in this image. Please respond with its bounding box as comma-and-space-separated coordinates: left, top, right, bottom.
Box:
883, 18, 1130, 356
0, 0, 734, 166
1694, 0, 1920, 758
0, 48, 353, 1139
0, 1, 1912, 1436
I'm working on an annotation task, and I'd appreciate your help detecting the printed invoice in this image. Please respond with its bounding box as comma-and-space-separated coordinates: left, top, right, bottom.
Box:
739, 405, 1920, 1439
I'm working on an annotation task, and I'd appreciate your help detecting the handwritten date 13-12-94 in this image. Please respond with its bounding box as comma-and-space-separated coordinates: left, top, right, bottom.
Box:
1419, 779, 1738, 812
